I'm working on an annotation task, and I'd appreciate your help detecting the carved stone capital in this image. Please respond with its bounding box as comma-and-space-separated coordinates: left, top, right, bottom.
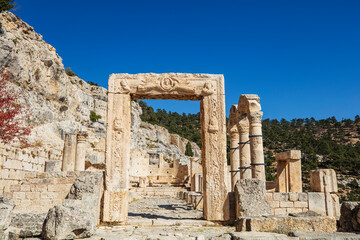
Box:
228, 105, 239, 134
237, 113, 249, 132
76, 132, 88, 142
249, 111, 263, 124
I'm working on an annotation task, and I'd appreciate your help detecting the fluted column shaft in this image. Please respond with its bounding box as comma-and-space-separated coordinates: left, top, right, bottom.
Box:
249, 111, 265, 181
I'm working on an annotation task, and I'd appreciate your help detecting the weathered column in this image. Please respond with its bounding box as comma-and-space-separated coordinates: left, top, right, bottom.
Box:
194, 173, 202, 192
62, 133, 77, 171
237, 113, 251, 179
249, 111, 266, 181
190, 157, 195, 191
103, 89, 131, 222
228, 105, 240, 191
201, 83, 230, 221
75, 132, 88, 171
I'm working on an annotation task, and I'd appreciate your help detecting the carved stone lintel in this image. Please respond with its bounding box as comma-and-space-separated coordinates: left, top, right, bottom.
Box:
137, 76, 196, 94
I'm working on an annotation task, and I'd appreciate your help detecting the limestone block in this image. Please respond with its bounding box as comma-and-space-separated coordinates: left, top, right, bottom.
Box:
286, 207, 303, 214
45, 160, 61, 172
298, 193, 308, 202
310, 169, 338, 193
270, 200, 279, 208
289, 192, 298, 201
308, 192, 326, 215
274, 208, 287, 216
279, 201, 293, 208
273, 192, 289, 201
42, 205, 95, 240
234, 179, 270, 218
235, 216, 337, 233
65, 171, 103, 224
10, 212, 47, 238
294, 201, 308, 208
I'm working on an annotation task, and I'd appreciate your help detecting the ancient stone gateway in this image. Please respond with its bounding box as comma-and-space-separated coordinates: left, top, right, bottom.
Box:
103, 73, 230, 223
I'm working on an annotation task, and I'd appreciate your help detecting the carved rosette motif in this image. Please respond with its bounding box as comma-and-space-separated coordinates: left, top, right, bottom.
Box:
137, 75, 196, 94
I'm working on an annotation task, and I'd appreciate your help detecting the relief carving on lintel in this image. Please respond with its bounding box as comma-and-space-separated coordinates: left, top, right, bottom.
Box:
110, 73, 218, 97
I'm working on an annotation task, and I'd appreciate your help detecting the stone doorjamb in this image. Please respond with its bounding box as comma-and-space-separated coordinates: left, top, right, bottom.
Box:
103, 73, 229, 222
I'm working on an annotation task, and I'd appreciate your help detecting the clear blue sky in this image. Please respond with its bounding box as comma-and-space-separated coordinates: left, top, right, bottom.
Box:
13, 0, 360, 120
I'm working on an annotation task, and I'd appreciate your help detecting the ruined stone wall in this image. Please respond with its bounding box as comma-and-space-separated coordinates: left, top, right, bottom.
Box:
266, 192, 340, 217
8, 172, 80, 213
0, 144, 62, 194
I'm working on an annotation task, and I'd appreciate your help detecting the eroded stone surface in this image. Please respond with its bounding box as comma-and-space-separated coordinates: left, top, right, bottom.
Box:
234, 179, 270, 218
9, 212, 47, 237
339, 202, 360, 232
236, 216, 337, 233
42, 205, 95, 240
0, 196, 14, 235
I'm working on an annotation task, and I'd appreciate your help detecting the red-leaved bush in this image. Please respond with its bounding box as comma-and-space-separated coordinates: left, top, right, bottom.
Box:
0, 70, 31, 144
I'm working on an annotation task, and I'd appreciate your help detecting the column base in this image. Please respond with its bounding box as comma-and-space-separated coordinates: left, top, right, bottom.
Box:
102, 189, 128, 223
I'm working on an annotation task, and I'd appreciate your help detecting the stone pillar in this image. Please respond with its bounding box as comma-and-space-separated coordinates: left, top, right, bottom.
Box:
228, 105, 240, 192
103, 92, 131, 222
201, 91, 230, 221
190, 157, 195, 191
237, 113, 251, 179
75, 132, 88, 171
158, 153, 164, 168
194, 173, 202, 192
62, 133, 77, 171
276, 150, 302, 193
248, 111, 265, 181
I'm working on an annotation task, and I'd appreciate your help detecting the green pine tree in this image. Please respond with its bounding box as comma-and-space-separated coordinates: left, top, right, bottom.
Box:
0, 0, 15, 12
185, 142, 194, 157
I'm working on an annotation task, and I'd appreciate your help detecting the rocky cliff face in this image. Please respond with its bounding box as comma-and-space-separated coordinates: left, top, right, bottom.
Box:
0, 11, 200, 167
0, 11, 107, 149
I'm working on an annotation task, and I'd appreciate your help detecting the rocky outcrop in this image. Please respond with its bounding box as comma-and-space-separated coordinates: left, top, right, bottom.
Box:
0, 11, 200, 172
0, 11, 107, 151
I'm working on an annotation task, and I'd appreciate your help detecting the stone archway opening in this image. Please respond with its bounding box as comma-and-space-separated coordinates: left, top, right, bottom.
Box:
103, 73, 230, 223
